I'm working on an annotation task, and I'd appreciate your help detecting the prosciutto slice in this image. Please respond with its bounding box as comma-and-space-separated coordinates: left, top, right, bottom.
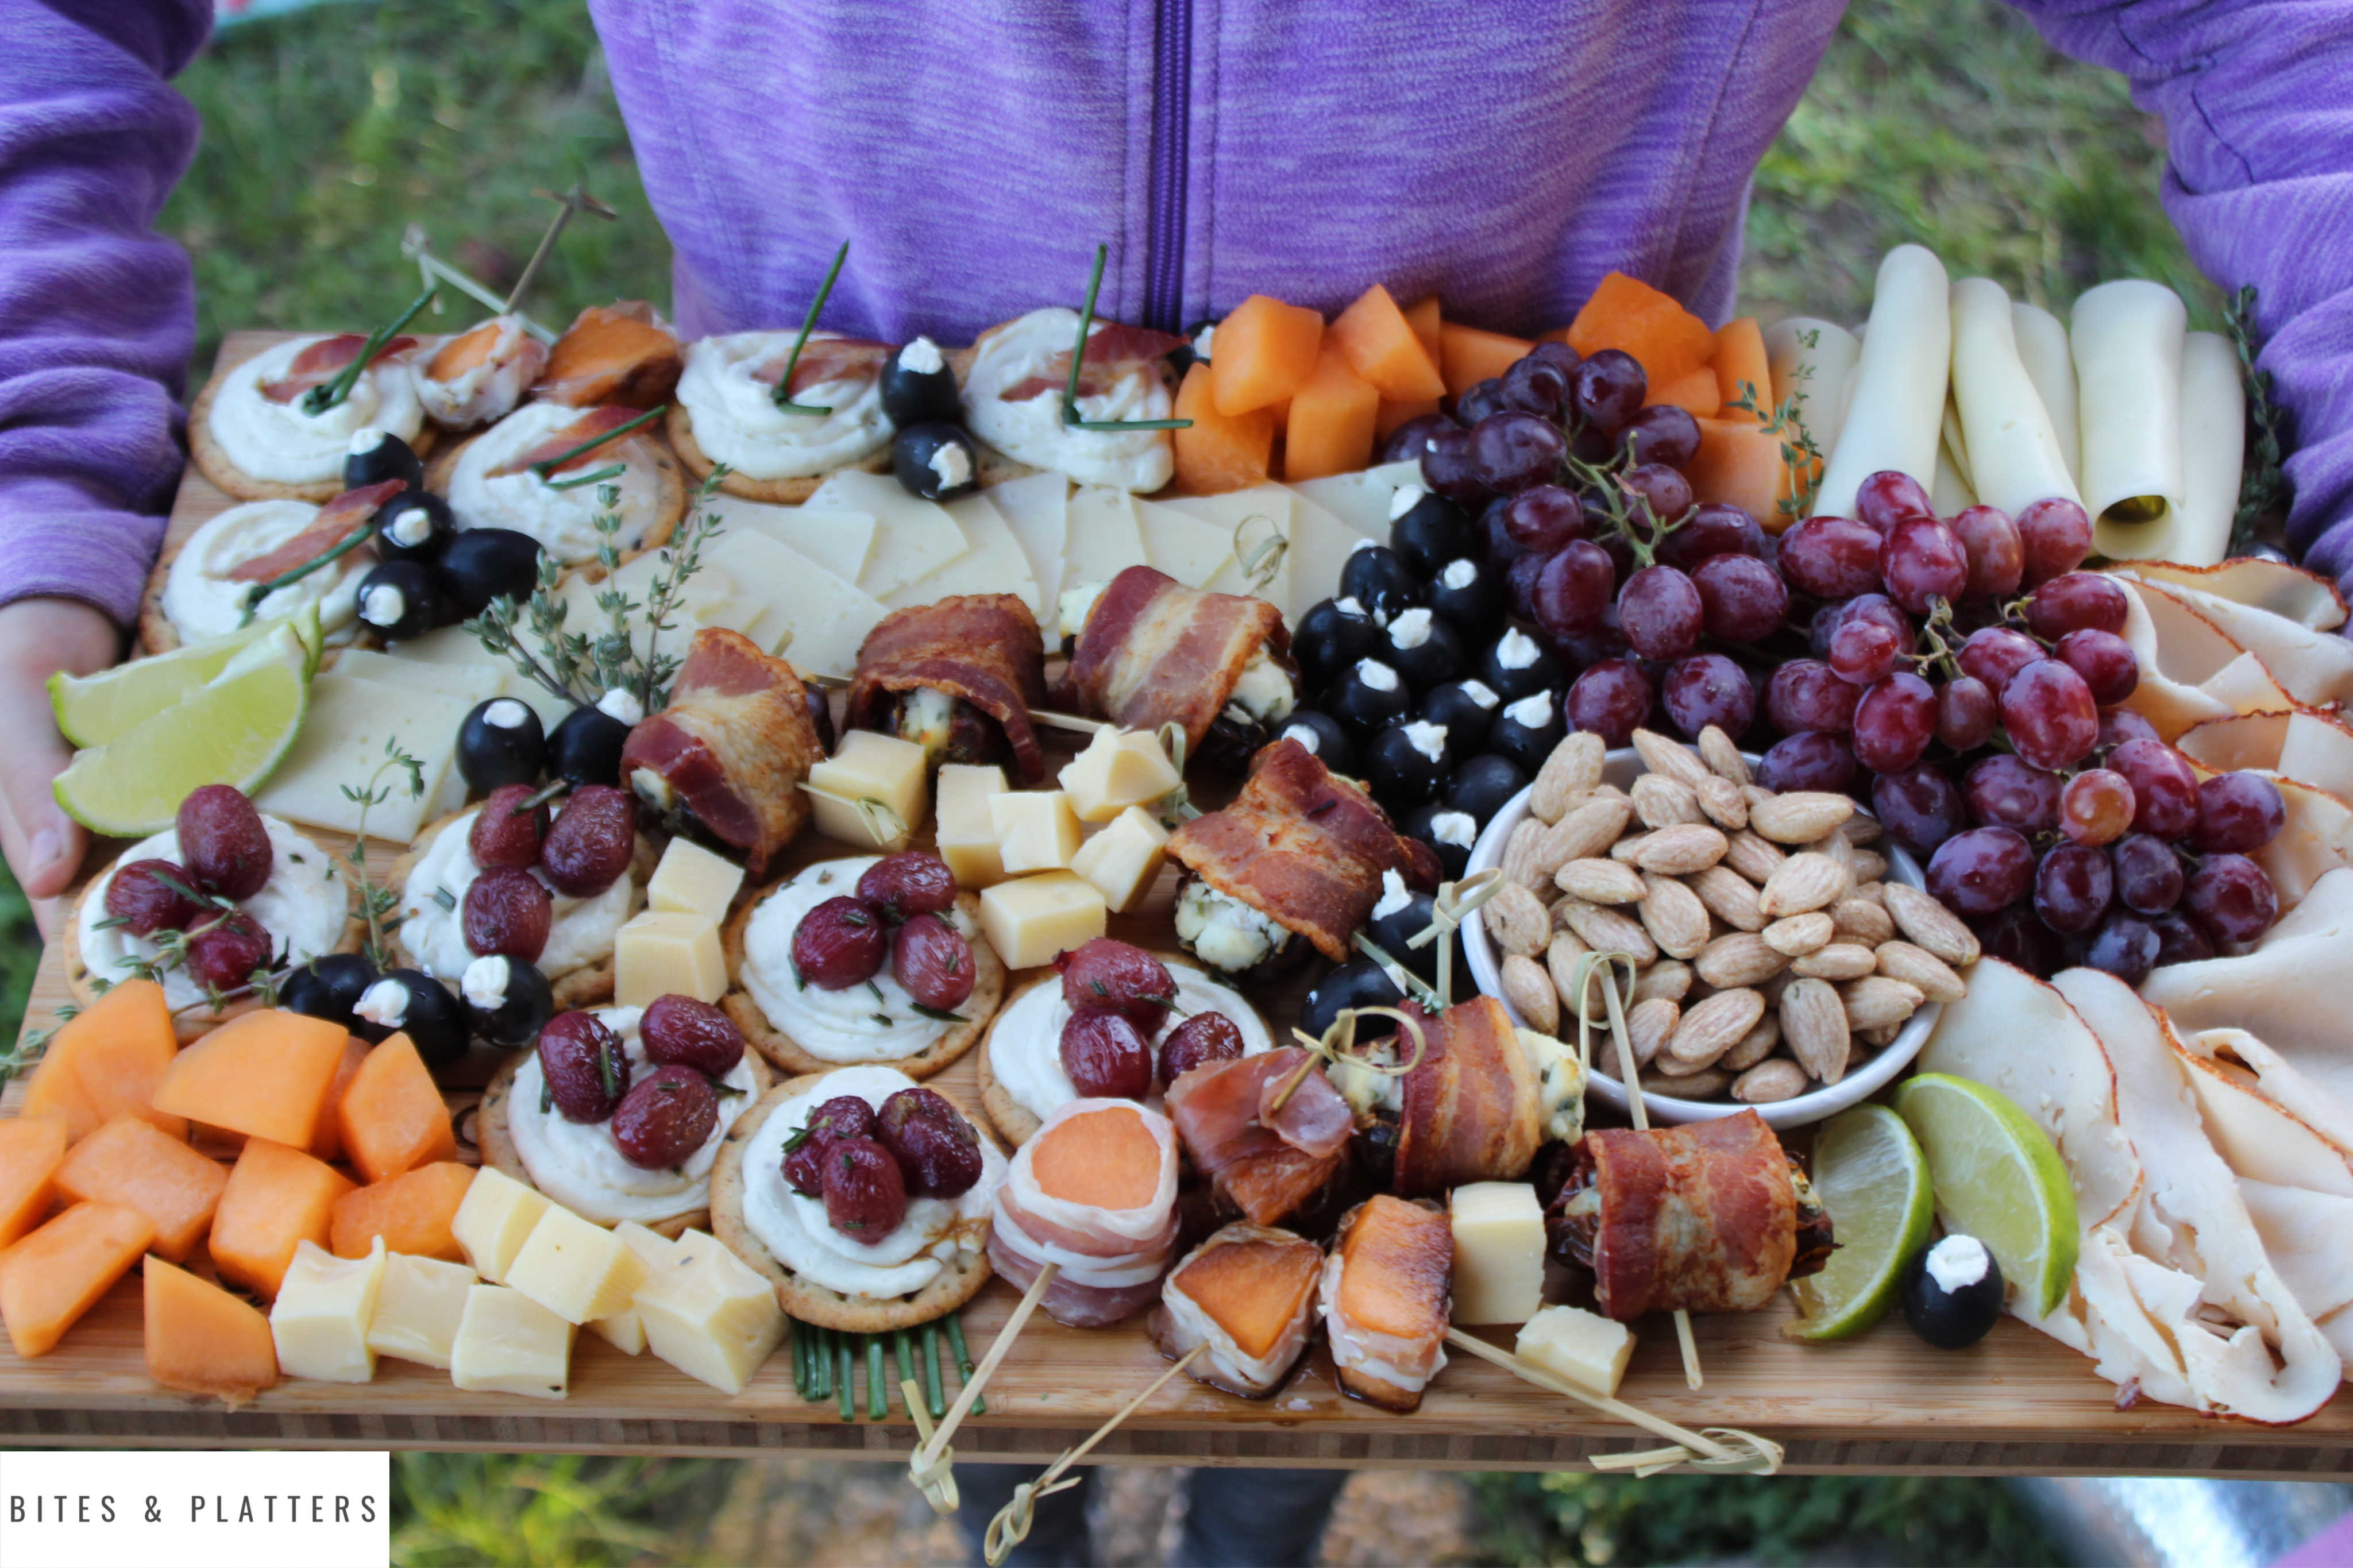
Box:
750, 336, 893, 397
487, 405, 651, 478
1165, 739, 1441, 963
618, 628, 821, 876
224, 480, 404, 582
257, 333, 418, 403
419, 315, 546, 428
1392, 996, 1545, 1198
1165, 1049, 1349, 1226
1066, 566, 1287, 754
1323, 1196, 1453, 1412
1148, 1222, 1324, 1399
997, 322, 1189, 404
531, 301, 681, 408
988, 1099, 1182, 1328
844, 594, 1050, 783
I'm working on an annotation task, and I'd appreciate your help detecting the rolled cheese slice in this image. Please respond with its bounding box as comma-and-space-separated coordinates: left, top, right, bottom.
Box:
1813, 245, 1952, 520
2169, 330, 2248, 568
2009, 301, 2081, 483
2072, 279, 2188, 557
1948, 277, 2082, 517
1940, 392, 1973, 492
1764, 317, 1861, 466
1931, 437, 1977, 515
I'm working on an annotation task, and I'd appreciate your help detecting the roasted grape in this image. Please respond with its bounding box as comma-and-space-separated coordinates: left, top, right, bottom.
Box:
1870, 764, 1967, 856
640, 993, 746, 1077
1691, 551, 1788, 642
1564, 659, 1653, 747
2015, 498, 2093, 585
857, 851, 959, 921
2190, 772, 2287, 855
1758, 731, 1858, 793
2024, 571, 2128, 639
462, 866, 553, 962
104, 858, 204, 936
2184, 853, 2279, 947
1777, 515, 1884, 598
2108, 738, 2200, 838
879, 1095, 983, 1199
1927, 825, 2035, 915
2111, 833, 2184, 914
1854, 471, 1935, 534
807, 1095, 879, 1146
1662, 653, 1755, 739
1056, 939, 1176, 1035
1765, 659, 1861, 735
1880, 516, 1969, 615
1935, 677, 1998, 752
1854, 671, 1937, 774
820, 1137, 908, 1241
468, 784, 549, 871
1060, 1009, 1154, 1100
186, 911, 273, 994
612, 1064, 719, 1170
1160, 1013, 1247, 1083
2034, 843, 2114, 934
539, 785, 638, 896
2053, 629, 2139, 707
1965, 755, 2063, 834
2000, 659, 2100, 771
792, 895, 888, 990
1618, 565, 1702, 660
538, 1011, 631, 1122
893, 912, 977, 1011
1949, 505, 2024, 600
176, 784, 272, 899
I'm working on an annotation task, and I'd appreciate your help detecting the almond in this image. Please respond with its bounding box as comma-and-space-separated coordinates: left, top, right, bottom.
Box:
1541, 795, 1634, 868
1636, 872, 1711, 960
1852, 849, 1890, 883
1642, 1065, 1731, 1098
1841, 975, 1924, 1030
1697, 725, 1750, 785
1555, 858, 1648, 905
1631, 728, 1712, 791
1811, 829, 1857, 882
1609, 831, 1653, 864
1696, 931, 1788, 989
1630, 772, 1706, 829
1688, 864, 1766, 932
1722, 1010, 1781, 1071
1631, 958, 1694, 1005
1829, 897, 1896, 947
1500, 817, 1553, 890
1631, 822, 1729, 875
1779, 977, 1850, 1083
1882, 883, 1981, 967
1696, 774, 1750, 830
1500, 953, 1560, 1035
1749, 790, 1856, 844
1873, 940, 1968, 1002
1722, 829, 1789, 885
1556, 897, 1658, 965
1546, 932, 1609, 1024
1733, 1059, 1809, 1104
1530, 732, 1606, 823
1859, 1023, 1903, 1048
1760, 967, 1795, 1006
1791, 942, 1878, 980
1761, 912, 1835, 956
1840, 813, 1884, 845
1666, 987, 1766, 1069
1625, 997, 1680, 1068
1758, 852, 1850, 918
1483, 878, 1552, 958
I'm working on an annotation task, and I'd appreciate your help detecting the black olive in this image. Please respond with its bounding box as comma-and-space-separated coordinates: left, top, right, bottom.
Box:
459, 955, 556, 1048
1324, 658, 1411, 741
358, 969, 469, 1069
354, 559, 447, 642
1387, 488, 1473, 577
1191, 712, 1268, 777
1337, 544, 1424, 626
1298, 957, 1406, 1044
1382, 608, 1468, 692
280, 952, 381, 1035
345, 427, 423, 493
549, 705, 632, 787
1900, 1234, 2006, 1350
803, 681, 836, 752
1402, 802, 1480, 881
892, 420, 980, 501
1487, 690, 1567, 776
1367, 879, 1444, 979
371, 488, 454, 564
878, 337, 961, 427
1275, 710, 1356, 776
1426, 557, 1505, 635
438, 527, 545, 619
1445, 752, 1530, 827
1166, 318, 1219, 380
1419, 678, 1502, 753
1293, 597, 1377, 694
457, 696, 547, 795
1476, 627, 1564, 702
1364, 719, 1454, 812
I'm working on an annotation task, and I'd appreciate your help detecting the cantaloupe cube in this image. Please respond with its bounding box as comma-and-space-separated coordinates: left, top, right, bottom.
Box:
1336, 1194, 1453, 1341
52, 1115, 227, 1264
1401, 296, 1443, 366
1170, 1231, 1322, 1361
1210, 295, 1324, 417
1284, 341, 1380, 483
308, 1036, 371, 1164
144, 1255, 278, 1406
1375, 397, 1442, 439
0, 1119, 69, 1249
209, 1138, 355, 1299
337, 1033, 457, 1184
151, 1009, 349, 1150
1649, 364, 1722, 420
1029, 1105, 1162, 1211
1328, 283, 1446, 402
21, 980, 183, 1144
1172, 361, 1275, 495
1437, 323, 1532, 399
0, 1201, 153, 1357
1560, 271, 1716, 388
1687, 417, 1816, 535
331, 1162, 475, 1262
1710, 317, 1772, 425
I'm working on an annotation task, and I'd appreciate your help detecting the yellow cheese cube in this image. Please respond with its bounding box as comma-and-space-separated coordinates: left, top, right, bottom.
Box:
614, 910, 728, 1009
989, 790, 1083, 874
807, 729, 928, 850
271, 1237, 387, 1383
1070, 806, 1171, 913
506, 1204, 654, 1325
978, 872, 1109, 971
449, 1283, 577, 1401
1448, 1181, 1546, 1325
635, 1230, 786, 1394
1058, 727, 1182, 822
646, 837, 746, 921
366, 1252, 478, 1370
936, 764, 1011, 887
587, 1222, 680, 1355
1516, 1304, 1634, 1397
450, 1166, 550, 1285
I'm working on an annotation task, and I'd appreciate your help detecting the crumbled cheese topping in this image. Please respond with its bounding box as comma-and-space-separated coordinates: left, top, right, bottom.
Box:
1504, 691, 1552, 727
361, 582, 405, 628
1372, 868, 1412, 921
597, 687, 645, 726
1388, 608, 1434, 651
387, 505, 435, 549
1356, 659, 1399, 693
1457, 679, 1499, 709
1926, 1234, 1992, 1293
1430, 810, 1477, 848
484, 698, 531, 731
462, 954, 511, 1011
897, 335, 946, 375
927, 439, 972, 490
1495, 627, 1541, 670
1440, 559, 1479, 590
1401, 719, 1448, 764
356, 978, 410, 1029
1388, 484, 1429, 522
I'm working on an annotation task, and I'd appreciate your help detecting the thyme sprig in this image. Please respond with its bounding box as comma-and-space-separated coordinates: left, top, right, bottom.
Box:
772, 241, 851, 414
2227, 284, 2292, 555
2, 1000, 77, 1088
1063, 243, 1192, 433
345, 736, 427, 967
1719, 373, 1824, 523
302, 287, 436, 415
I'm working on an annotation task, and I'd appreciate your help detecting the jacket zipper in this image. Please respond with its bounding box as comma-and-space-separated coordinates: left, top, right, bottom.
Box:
1144, 0, 1191, 333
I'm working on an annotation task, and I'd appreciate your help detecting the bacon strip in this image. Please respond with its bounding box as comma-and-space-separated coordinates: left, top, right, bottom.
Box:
1567, 1111, 1800, 1320
224, 480, 405, 582
997, 322, 1190, 404
1164, 1049, 1348, 1226
485, 406, 647, 478
1392, 996, 1544, 1198
618, 628, 820, 877
1067, 566, 1287, 754
1165, 739, 1441, 963
532, 301, 681, 408
844, 595, 1049, 784
257, 333, 419, 403
750, 337, 893, 397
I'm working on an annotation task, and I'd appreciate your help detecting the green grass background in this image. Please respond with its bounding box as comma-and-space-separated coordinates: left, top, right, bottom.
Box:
0, 0, 2209, 1557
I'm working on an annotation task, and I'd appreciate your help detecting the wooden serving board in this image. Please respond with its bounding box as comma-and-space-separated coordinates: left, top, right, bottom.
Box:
2, 334, 2348, 1476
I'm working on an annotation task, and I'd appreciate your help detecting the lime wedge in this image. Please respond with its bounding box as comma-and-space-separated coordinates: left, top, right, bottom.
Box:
52, 625, 311, 836
1894, 1072, 2080, 1318
51, 603, 322, 747
1787, 1104, 1934, 1340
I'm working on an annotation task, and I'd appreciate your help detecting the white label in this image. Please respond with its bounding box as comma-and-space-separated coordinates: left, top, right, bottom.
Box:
0, 1451, 389, 1568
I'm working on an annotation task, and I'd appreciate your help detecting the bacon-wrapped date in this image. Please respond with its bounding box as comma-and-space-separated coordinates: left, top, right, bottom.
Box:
844, 593, 1048, 783
1064, 565, 1295, 766
619, 627, 821, 877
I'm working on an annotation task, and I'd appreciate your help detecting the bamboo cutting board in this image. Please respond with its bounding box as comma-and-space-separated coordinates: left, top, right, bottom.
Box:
1, 334, 2348, 1476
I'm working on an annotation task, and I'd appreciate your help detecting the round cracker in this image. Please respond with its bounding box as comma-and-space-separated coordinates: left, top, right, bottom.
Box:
187, 364, 439, 504
477, 1040, 773, 1239
425, 422, 687, 570
720, 881, 1002, 1079
664, 404, 892, 504
974, 974, 1055, 1149
709, 1073, 998, 1332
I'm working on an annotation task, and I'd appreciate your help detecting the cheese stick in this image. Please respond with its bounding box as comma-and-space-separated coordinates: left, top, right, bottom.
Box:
2153, 331, 2247, 567
2010, 301, 2081, 483
2072, 279, 2189, 557
1814, 246, 1952, 519
1764, 317, 1860, 466
1941, 391, 1972, 491
1931, 437, 1977, 515
1948, 277, 2082, 517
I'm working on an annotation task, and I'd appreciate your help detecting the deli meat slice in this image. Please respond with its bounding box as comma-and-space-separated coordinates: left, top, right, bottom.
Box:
1149, 1222, 1324, 1399
619, 628, 821, 877
988, 1100, 1182, 1328
997, 322, 1189, 404
1066, 566, 1288, 754
224, 480, 404, 582
1165, 1049, 1348, 1226
487, 405, 652, 477
846, 594, 1050, 784
531, 301, 681, 408
1392, 996, 1545, 1198
1322, 1195, 1452, 1412
257, 333, 419, 403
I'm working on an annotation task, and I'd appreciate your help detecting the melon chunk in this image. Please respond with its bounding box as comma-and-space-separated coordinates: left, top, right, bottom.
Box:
209, 1137, 355, 1299
331, 1162, 475, 1262
1030, 1105, 1162, 1211
0, 1201, 153, 1357
1328, 283, 1446, 402
0, 1119, 68, 1249
1284, 342, 1381, 483
1375, 397, 1442, 439
1210, 295, 1325, 417
1649, 365, 1722, 420
21, 979, 184, 1143
1170, 1229, 1322, 1360
1337, 1194, 1453, 1341
1401, 296, 1443, 365
1687, 417, 1812, 534
338, 1032, 458, 1184
309, 1036, 371, 1164
1172, 361, 1276, 495
1560, 271, 1715, 388
1437, 323, 1531, 399
144, 1254, 278, 1407
52, 1114, 227, 1263
1711, 317, 1772, 424
151, 1009, 349, 1150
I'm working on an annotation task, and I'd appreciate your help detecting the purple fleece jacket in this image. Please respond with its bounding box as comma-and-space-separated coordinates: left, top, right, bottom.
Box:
5, 0, 2352, 626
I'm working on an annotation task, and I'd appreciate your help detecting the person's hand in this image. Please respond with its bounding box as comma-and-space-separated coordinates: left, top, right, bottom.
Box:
0, 598, 122, 935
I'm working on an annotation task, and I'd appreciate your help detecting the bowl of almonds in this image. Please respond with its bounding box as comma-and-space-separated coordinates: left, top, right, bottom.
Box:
1460, 725, 1978, 1129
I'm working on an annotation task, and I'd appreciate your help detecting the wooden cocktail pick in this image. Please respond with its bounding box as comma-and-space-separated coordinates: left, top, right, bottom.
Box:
977, 1343, 1206, 1565
905, 1260, 1061, 1516
505, 182, 618, 315
1440, 1328, 1780, 1477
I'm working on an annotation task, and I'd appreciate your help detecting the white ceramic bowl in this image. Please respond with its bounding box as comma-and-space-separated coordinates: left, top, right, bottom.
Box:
1459, 747, 1941, 1130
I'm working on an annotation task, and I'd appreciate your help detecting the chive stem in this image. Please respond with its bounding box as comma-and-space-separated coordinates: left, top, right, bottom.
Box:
236, 516, 377, 627
947, 1312, 985, 1416
836, 1335, 854, 1423
1061, 242, 1192, 435
923, 1323, 946, 1418
527, 404, 669, 482
813, 1327, 832, 1398
867, 1335, 887, 1420
303, 287, 435, 415
772, 240, 851, 414
545, 462, 626, 492
790, 1319, 808, 1399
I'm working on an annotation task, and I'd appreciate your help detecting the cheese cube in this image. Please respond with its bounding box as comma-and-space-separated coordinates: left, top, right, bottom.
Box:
1070, 806, 1171, 913
647, 837, 746, 921
450, 1166, 550, 1285
366, 1252, 478, 1370
807, 729, 928, 851
506, 1204, 653, 1324
271, 1237, 387, 1383
979, 873, 1108, 971
1448, 1181, 1546, 1325
587, 1222, 680, 1355
1058, 728, 1182, 822
635, 1229, 786, 1394
936, 764, 1011, 887
1516, 1304, 1634, 1397
449, 1283, 577, 1400
990, 790, 1083, 874
614, 910, 728, 1009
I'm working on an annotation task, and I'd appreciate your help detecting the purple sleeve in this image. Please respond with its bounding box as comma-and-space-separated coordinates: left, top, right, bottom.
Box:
2004, 0, 2353, 589
0, 1, 210, 628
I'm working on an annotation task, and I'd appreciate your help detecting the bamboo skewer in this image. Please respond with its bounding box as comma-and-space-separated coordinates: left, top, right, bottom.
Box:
980, 1346, 1208, 1566
908, 1261, 1060, 1515
1441, 1328, 1779, 1477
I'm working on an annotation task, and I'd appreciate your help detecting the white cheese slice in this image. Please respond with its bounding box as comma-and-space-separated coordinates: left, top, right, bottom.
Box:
987, 472, 1071, 635
449, 1283, 577, 1400
705, 528, 887, 678
635, 1229, 786, 1394
1948, 276, 2081, 517
2010, 301, 2082, 484
2073, 278, 2190, 556
801, 472, 969, 601
367, 628, 580, 732
886, 490, 1042, 615
272, 1237, 387, 1384
1812, 244, 1951, 520
1287, 460, 1423, 542
587, 1222, 680, 1355
255, 673, 468, 841
366, 1252, 478, 1370
553, 546, 740, 667
1285, 494, 1372, 625
704, 493, 877, 584
1135, 496, 1239, 588
1764, 317, 1861, 466
2167, 330, 2247, 569
1063, 486, 1150, 590
1168, 485, 1294, 605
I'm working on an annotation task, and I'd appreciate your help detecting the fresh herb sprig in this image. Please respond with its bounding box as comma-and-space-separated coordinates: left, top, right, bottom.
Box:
771, 241, 851, 415
2227, 284, 2292, 555
302, 288, 436, 416
1, 999, 79, 1088
1719, 373, 1824, 523
345, 736, 427, 967
1063, 244, 1191, 433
